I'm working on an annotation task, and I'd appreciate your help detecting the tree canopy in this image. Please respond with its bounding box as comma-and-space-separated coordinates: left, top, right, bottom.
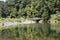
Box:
0, 0, 60, 21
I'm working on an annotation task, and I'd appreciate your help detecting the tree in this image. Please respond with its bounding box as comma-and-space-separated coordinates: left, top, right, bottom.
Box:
0, 0, 60, 21
10, 7, 17, 18
42, 8, 49, 21
0, 1, 4, 18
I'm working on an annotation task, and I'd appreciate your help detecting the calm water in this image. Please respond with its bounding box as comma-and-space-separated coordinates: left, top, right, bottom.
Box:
0, 22, 60, 40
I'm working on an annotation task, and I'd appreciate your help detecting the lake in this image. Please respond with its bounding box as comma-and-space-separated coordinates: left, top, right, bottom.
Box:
0, 22, 60, 40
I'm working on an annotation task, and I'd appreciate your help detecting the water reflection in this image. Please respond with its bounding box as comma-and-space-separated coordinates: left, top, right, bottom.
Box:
19, 22, 51, 37
40, 22, 51, 36
0, 22, 59, 40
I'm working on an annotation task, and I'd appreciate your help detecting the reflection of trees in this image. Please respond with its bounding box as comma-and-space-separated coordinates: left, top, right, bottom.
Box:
40, 22, 51, 36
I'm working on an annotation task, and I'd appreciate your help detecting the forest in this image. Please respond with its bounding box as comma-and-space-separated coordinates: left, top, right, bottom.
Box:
0, 0, 60, 21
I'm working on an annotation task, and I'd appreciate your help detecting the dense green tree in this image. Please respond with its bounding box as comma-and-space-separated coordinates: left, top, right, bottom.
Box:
42, 8, 49, 21
18, 8, 26, 17
10, 7, 17, 18
0, 0, 60, 21
0, 8, 2, 18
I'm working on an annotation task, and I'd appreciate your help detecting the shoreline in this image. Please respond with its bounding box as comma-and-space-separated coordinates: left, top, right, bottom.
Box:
0, 18, 60, 27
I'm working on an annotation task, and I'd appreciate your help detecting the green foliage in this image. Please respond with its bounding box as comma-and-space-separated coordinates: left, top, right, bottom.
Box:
51, 11, 60, 21
42, 9, 49, 21
0, 8, 2, 17
10, 7, 17, 18
55, 11, 60, 21
0, 0, 60, 20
